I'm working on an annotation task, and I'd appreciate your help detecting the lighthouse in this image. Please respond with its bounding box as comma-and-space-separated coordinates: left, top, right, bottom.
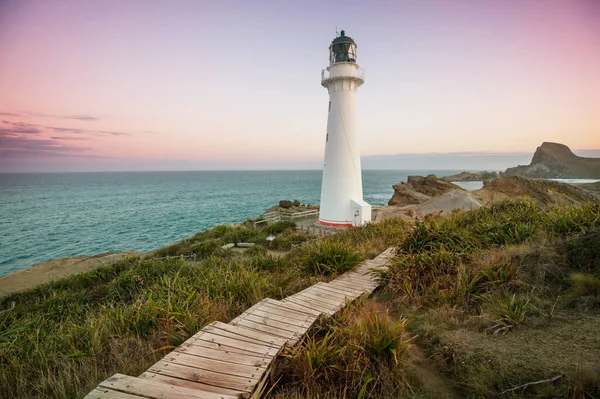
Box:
318, 30, 371, 228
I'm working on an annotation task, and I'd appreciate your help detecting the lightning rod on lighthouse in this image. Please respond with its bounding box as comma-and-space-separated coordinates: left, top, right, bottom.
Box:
318, 30, 371, 228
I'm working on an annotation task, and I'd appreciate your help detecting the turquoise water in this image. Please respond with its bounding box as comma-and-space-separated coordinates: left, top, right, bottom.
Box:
0, 170, 460, 277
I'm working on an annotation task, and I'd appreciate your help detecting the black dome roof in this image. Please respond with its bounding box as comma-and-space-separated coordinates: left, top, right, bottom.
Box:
331, 30, 355, 44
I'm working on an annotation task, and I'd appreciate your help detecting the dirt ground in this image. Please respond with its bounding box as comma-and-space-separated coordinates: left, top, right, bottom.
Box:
0, 250, 140, 297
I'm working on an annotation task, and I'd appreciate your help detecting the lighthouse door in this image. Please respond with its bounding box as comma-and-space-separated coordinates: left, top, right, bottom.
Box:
353, 209, 361, 227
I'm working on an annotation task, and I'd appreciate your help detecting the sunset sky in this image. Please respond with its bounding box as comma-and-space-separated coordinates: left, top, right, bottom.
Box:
1, 0, 599, 172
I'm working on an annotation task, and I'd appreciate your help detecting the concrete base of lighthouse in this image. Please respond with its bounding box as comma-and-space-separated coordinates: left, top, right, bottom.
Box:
317, 198, 371, 228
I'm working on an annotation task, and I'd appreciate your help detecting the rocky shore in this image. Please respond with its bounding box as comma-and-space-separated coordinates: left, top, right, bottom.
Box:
374, 174, 598, 222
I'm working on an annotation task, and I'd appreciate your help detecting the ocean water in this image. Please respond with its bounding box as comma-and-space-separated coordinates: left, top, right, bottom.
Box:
0, 170, 462, 277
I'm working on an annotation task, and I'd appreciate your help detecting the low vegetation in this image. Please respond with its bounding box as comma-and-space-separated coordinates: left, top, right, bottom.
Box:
0, 218, 407, 399
379, 200, 600, 398
272, 299, 413, 398
2, 200, 599, 398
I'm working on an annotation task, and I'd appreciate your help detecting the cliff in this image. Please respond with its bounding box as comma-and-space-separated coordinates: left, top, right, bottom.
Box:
387, 174, 462, 206
443, 171, 498, 182
504, 142, 600, 178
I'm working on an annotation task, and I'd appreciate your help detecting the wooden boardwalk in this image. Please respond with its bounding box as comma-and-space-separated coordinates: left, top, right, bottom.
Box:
84, 247, 395, 399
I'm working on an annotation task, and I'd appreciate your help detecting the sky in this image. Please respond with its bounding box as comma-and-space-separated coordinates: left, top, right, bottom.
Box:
0, 0, 599, 172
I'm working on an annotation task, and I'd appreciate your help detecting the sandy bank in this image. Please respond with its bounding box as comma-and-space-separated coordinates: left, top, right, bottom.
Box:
0, 250, 140, 297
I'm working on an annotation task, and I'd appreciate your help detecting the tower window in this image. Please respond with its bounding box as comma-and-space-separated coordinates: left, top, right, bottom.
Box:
326, 133, 329, 142
328, 101, 331, 112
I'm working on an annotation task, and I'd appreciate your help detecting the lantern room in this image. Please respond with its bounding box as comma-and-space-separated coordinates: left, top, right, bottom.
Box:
329, 30, 357, 64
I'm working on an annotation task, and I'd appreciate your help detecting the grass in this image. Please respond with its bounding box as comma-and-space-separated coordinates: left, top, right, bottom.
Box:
299, 241, 362, 276
3, 198, 599, 398
379, 199, 600, 398
0, 217, 409, 399
271, 300, 413, 399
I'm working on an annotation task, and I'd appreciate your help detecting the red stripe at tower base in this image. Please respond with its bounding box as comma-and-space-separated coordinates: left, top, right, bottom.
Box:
317, 219, 353, 228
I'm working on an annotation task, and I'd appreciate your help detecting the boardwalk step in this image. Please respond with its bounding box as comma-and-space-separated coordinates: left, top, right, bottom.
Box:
89, 373, 239, 399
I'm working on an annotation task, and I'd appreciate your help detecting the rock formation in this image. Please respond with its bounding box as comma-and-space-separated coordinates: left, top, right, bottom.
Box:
375, 174, 598, 223
376, 174, 481, 222
388, 174, 462, 206
279, 200, 293, 209
504, 142, 600, 179
473, 175, 598, 206
443, 171, 498, 182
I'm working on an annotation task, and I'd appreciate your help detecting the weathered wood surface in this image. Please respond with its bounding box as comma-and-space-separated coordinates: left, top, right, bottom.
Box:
96, 374, 239, 399
83, 247, 395, 399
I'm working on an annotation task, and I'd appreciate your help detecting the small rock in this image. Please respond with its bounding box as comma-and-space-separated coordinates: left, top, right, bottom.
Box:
279, 200, 293, 209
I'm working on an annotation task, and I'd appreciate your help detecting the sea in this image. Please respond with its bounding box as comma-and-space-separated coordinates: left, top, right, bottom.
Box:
0, 170, 464, 277
1, 170, 596, 277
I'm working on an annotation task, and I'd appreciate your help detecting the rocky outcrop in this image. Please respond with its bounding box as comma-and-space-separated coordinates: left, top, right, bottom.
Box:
376, 174, 598, 223
443, 171, 498, 182
279, 200, 293, 209
388, 174, 462, 206
415, 190, 483, 217
473, 176, 598, 206
377, 174, 479, 221
504, 142, 600, 178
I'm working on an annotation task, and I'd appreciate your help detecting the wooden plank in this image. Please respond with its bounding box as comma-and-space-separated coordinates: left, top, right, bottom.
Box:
328, 278, 370, 288
290, 291, 345, 308
353, 265, 383, 273
282, 296, 339, 315
290, 289, 345, 305
314, 282, 363, 297
262, 298, 321, 317
308, 287, 356, 303
185, 332, 280, 357
340, 272, 376, 281
333, 275, 378, 285
231, 318, 299, 340
303, 283, 351, 298
300, 286, 353, 304
328, 280, 374, 293
99, 373, 238, 399
160, 351, 265, 379
175, 343, 271, 367
204, 322, 286, 347
148, 361, 256, 392
234, 313, 305, 334
290, 292, 347, 310
139, 372, 245, 397
337, 270, 375, 279
253, 303, 317, 323
84, 388, 146, 399
235, 307, 314, 328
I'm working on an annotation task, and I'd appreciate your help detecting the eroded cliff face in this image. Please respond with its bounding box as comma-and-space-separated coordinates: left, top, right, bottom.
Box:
504, 142, 600, 178
376, 174, 598, 224
387, 174, 462, 206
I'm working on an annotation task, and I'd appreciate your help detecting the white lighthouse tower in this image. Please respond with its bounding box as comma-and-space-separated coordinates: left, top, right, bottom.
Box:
318, 30, 371, 228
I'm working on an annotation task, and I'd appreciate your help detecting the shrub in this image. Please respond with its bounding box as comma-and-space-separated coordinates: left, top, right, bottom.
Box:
547, 202, 600, 238
490, 292, 530, 329
569, 273, 600, 301
190, 240, 220, 258
300, 240, 362, 276
281, 301, 410, 398
264, 220, 297, 235
560, 230, 600, 277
